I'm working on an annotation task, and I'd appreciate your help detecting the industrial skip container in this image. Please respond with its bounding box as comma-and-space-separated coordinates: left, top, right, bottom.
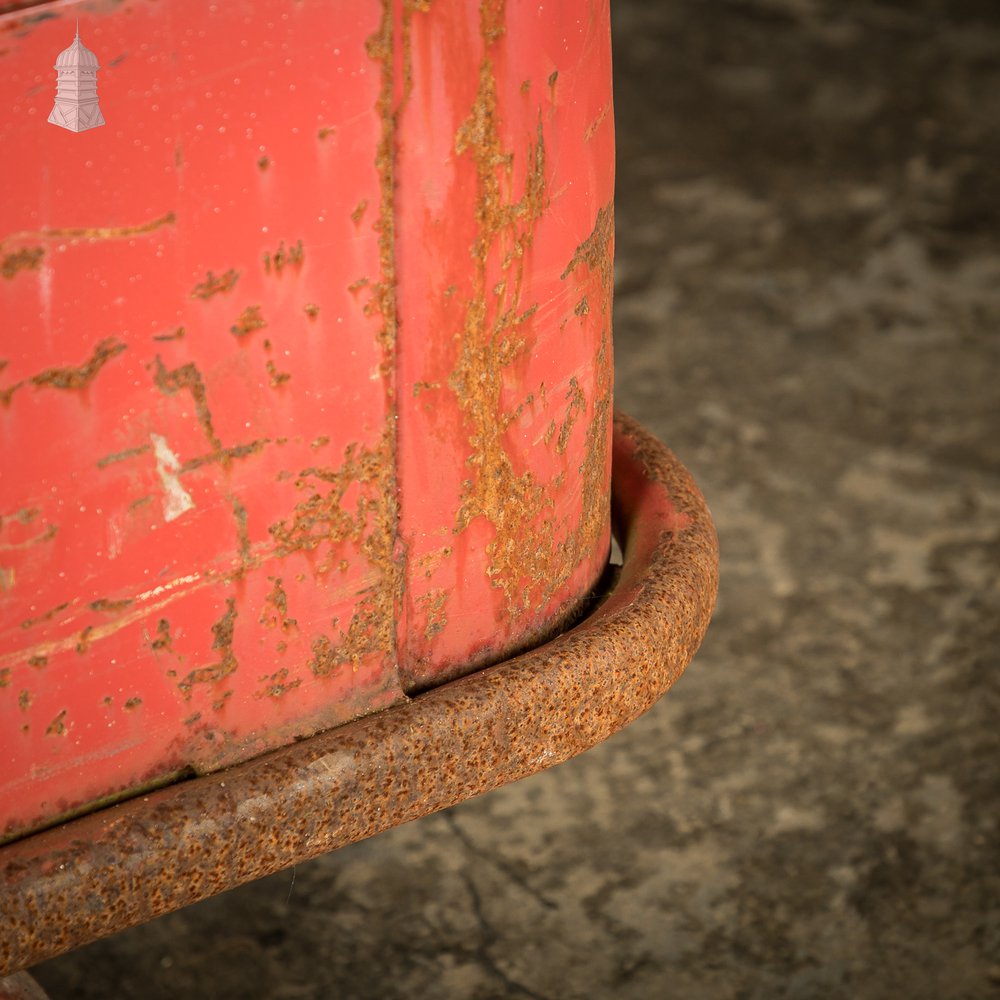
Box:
0, 0, 718, 984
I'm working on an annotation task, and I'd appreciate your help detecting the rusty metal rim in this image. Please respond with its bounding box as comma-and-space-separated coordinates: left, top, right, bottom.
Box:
0, 410, 719, 976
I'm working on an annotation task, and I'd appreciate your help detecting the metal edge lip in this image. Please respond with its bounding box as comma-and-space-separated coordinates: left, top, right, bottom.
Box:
0, 410, 719, 975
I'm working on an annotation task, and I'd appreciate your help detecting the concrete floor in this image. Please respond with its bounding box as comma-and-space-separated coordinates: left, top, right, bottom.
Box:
33, 1, 1000, 997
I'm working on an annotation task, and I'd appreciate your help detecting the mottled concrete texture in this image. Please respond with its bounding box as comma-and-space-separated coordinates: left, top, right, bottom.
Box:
34, 1, 1000, 997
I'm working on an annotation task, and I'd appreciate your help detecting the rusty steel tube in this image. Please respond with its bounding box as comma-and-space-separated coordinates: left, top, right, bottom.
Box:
0, 412, 718, 976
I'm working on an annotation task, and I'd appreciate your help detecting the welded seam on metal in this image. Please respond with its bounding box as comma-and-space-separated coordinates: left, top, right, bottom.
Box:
0, 411, 719, 976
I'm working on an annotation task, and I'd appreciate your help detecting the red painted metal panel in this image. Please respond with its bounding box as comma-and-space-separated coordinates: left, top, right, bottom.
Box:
0, 0, 614, 844
395, 0, 615, 689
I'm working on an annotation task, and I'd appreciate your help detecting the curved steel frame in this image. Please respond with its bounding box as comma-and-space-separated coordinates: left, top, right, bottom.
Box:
0, 411, 718, 977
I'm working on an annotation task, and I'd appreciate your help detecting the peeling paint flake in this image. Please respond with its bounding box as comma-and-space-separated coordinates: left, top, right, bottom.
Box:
151, 433, 196, 522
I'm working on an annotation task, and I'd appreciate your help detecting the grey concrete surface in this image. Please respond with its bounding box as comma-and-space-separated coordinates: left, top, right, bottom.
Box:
33, 1, 1000, 997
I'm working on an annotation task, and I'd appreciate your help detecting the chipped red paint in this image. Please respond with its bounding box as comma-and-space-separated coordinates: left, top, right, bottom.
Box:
0, 0, 615, 844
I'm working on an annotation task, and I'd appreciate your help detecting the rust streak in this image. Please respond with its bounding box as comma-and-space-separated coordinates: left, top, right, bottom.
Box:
230, 496, 251, 572
1, 211, 176, 246
89, 598, 133, 614
266, 360, 291, 387
448, 25, 556, 615
152, 357, 222, 454
21, 603, 69, 630
259, 578, 297, 633
152, 327, 186, 343
262, 240, 304, 276
97, 444, 151, 468
350, 200, 368, 225
190, 268, 239, 300
151, 619, 173, 652
179, 438, 270, 473
45, 709, 67, 737
177, 598, 238, 699
0, 523, 58, 551
30, 339, 127, 392
230, 305, 266, 338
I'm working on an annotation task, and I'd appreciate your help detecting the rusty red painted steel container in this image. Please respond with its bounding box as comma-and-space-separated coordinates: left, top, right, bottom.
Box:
0, 413, 720, 976
0, 0, 615, 842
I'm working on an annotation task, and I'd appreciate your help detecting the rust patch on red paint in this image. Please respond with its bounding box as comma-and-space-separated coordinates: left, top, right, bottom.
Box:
556, 377, 586, 455
124, 698, 142, 711
418, 589, 448, 640
230, 305, 266, 338
350, 200, 368, 225
307, 593, 386, 676
307, 635, 341, 678
89, 598, 133, 614
1, 212, 175, 246
27, 655, 46, 669
152, 357, 222, 453
436, 6, 614, 626
190, 269, 239, 300
584, 101, 611, 142
259, 578, 297, 633
21, 604, 68, 631
29, 338, 126, 392
230, 497, 251, 572
150, 619, 173, 652
449, 23, 567, 617
97, 444, 151, 468
17, 690, 30, 711
266, 360, 291, 387
1, 246, 43, 279
181, 438, 270, 473
45, 710, 67, 737
257, 156, 270, 171
153, 327, 186, 343
0, 522, 57, 550
0, 668, 10, 688
560, 203, 614, 302
75, 627, 94, 655
303, 303, 320, 320
262, 240, 304, 276
176, 599, 238, 699
317, 126, 336, 141
255, 668, 301, 700
480, 0, 507, 44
